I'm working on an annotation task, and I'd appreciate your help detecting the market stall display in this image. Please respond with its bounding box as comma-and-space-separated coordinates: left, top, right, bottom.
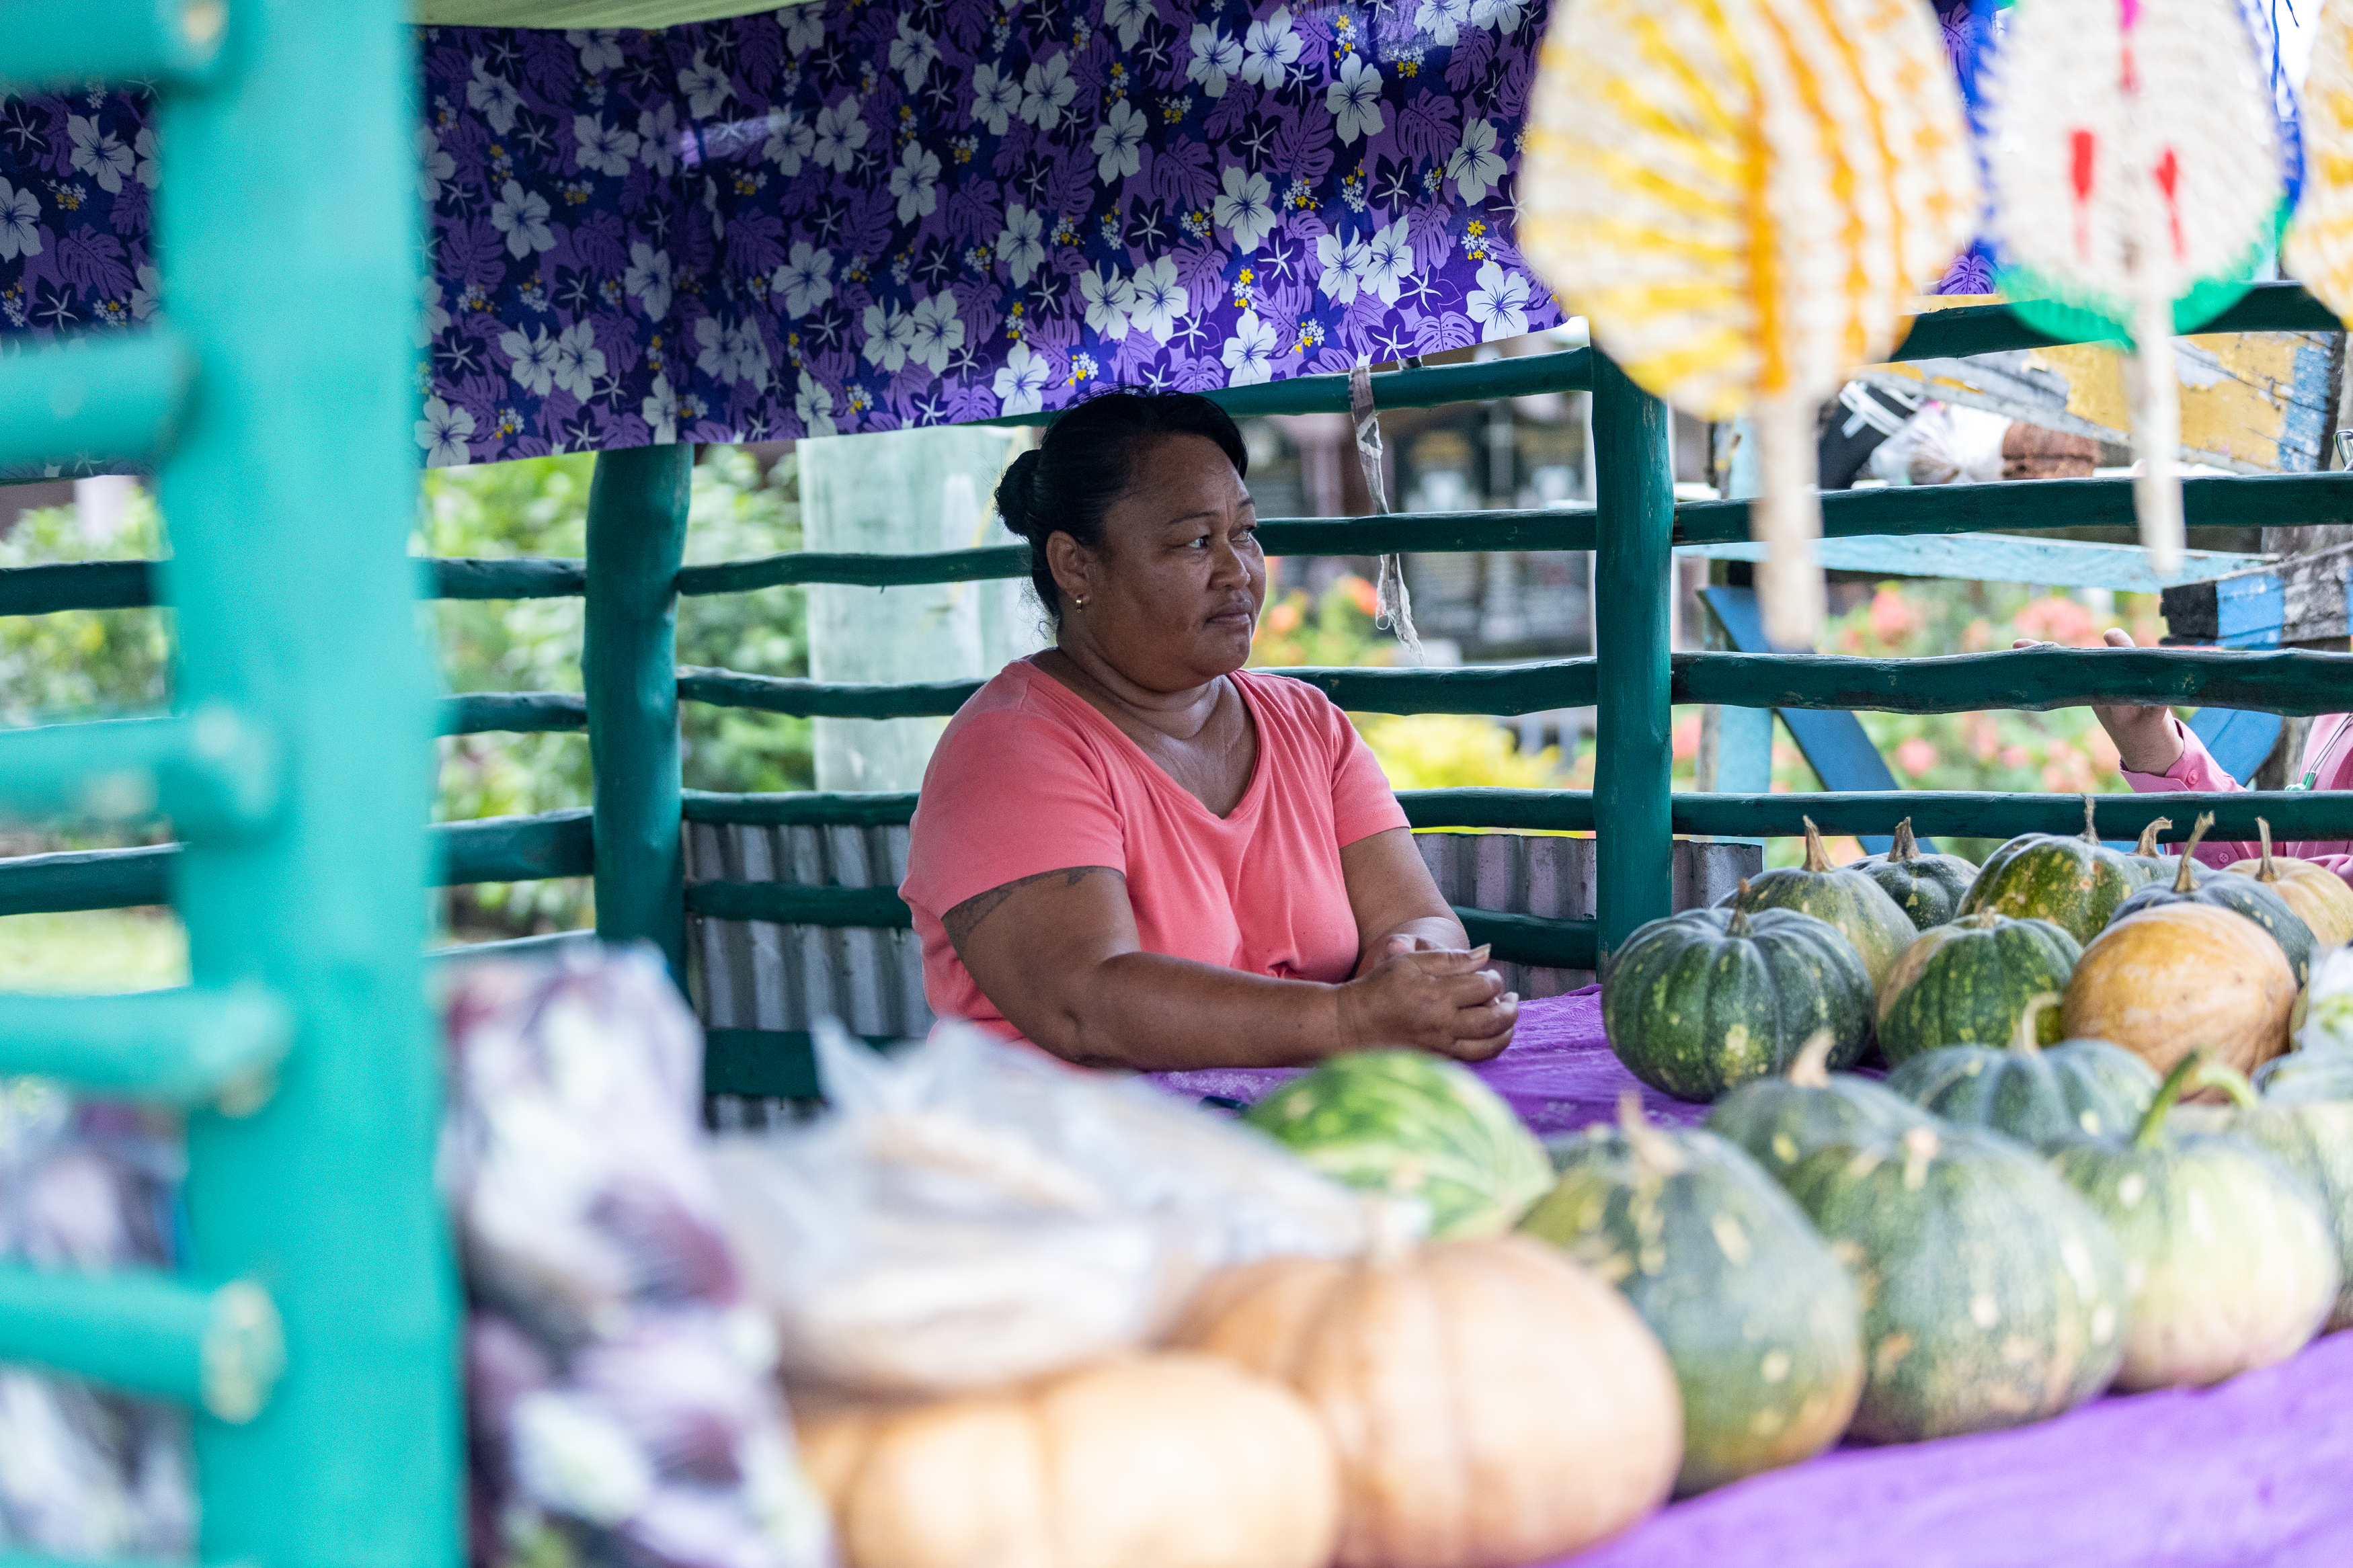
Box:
2223, 819, 2353, 948
1873, 912, 2082, 1065
2062, 902, 2299, 1076
2110, 815, 2317, 983
1884, 1001, 2159, 1145
1956, 799, 2145, 944
2182, 1066, 2353, 1333
1847, 819, 1981, 931
1718, 819, 1918, 996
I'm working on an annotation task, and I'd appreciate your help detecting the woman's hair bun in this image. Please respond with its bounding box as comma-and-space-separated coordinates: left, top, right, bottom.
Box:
995, 447, 1045, 541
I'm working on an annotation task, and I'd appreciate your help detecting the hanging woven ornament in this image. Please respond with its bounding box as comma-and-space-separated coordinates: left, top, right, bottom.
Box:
1519, 0, 1979, 647
2286, 1, 2353, 321
1975, 0, 2295, 574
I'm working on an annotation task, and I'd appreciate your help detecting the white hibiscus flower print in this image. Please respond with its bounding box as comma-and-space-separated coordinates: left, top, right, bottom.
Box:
1241, 8, 1302, 91
1211, 167, 1276, 255
1222, 311, 1280, 386
996, 202, 1045, 286
639, 100, 680, 176
625, 243, 674, 320
697, 317, 770, 385
644, 374, 681, 444
907, 292, 966, 373
772, 241, 834, 317
1414, 0, 1471, 45
1448, 118, 1505, 204
1316, 232, 1369, 304
491, 180, 556, 258
971, 62, 1021, 136
1105, 0, 1154, 50
1468, 259, 1531, 341
1082, 265, 1136, 339
418, 126, 455, 204
764, 106, 814, 174
889, 141, 941, 222
551, 321, 606, 400
1325, 55, 1384, 145
568, 28, 623, 73
67, 116, 133, 194
502, 325, 562, 396
861, 300, 918, 372
794, 370, 836, 437
417, 274, 446, 345
678, 50, 732, 119
814, 96, 869, 173
417, 398, 475, 465
1361, 218, 1414, 305
1020, 53, 1077, 131
1188, 25, 1242, 99
784, 5, 827, 54
889, 19, 941, 91
573, 115, 640, 177
466, 61, 522, 134
1126, 256, 1187, 342
0, 177, 40, 262
1470, 0, 1527, 32
134, 127, 159, 189
1092, 99, 1146, 186
994, 342, 1052, 415
135, 263, 163, 323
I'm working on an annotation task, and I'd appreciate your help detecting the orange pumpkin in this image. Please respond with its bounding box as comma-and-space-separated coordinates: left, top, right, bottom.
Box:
2223, 818, 2353, 950
797, 1353, 1339, 1568
2062, 903, 2296, 1077
1170, 1235, 1681, 1568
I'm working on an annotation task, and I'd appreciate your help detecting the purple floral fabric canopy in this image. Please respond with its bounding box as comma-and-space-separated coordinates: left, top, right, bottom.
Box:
0, 1, 1989, 472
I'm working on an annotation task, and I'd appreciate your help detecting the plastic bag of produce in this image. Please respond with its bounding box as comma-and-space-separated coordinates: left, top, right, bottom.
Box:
2299, 945, 2353, 1056
0, 1078, 196, 1559
712, 1019, 1366, 1397
442, 945, 833, 1568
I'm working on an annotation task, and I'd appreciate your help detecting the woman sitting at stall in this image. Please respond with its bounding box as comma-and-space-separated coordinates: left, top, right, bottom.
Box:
2048, 628, 2353, 884
899, 392, 1517, 1071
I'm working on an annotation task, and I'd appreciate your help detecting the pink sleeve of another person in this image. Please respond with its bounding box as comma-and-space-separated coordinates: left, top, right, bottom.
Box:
2122, 714, 2353, 884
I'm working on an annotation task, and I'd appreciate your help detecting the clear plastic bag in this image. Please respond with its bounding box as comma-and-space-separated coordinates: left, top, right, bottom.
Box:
713, 1020, 1366, 1398
0, 1078, 196, 1559
442, 945, 833, 1568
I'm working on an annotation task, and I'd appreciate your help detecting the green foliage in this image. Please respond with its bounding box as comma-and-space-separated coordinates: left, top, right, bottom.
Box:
414, 446, 811, 934
0, 909, 189, 994
0, 491, 173, 729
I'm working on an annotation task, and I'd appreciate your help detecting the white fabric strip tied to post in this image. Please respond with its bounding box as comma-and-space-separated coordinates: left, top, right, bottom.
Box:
1977, 0, 2294, 575
1349, 362, 1423, 660
1517, 0, 1979, 649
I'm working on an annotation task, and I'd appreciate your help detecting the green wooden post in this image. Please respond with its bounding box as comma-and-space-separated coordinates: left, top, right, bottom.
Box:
585, 444, 693, 981
147, 2, 463, 1563
1591, 350, 1677, 955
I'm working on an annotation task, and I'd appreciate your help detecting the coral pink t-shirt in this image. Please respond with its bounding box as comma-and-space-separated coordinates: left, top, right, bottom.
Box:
900, 661, 1409, 1035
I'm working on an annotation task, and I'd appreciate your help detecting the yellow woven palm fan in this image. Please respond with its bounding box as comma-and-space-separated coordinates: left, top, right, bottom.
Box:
2288, 1, 2353, 323
1519, 0, 1979, 646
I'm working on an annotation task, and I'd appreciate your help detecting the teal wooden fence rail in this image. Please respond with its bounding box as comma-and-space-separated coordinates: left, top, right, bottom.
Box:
0, 6, 462, 1568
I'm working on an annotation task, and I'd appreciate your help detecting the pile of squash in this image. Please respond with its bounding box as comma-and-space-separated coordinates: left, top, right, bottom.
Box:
1583, 803, 2353, 1482
791, 1051, 1692, 1568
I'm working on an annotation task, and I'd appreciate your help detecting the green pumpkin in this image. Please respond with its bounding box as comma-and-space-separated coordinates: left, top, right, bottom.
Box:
1846, 817, 1979, 931
1704, 1032, 1934, 1180
1875, 911, 2082, 1067
1240, 1050, 1552, 1239
2182, 1063, 2353, 1333
1884, 998, 2158, 1145
2122, 815, 2208, 888
1957, 795, 2144, 944
1782, 1124, 2128, 1442
1602, 902, 1876, 1103
2253, 1047, 2353, 1104
2108, 813, 2314, 985
2048, 1054, 2338, 1390
1720, 817, 1919, 994
1523, 1098, 1864, 1496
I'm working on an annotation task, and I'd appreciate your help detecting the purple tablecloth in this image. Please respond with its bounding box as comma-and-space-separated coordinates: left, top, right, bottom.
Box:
1150, 991, 2353, 1567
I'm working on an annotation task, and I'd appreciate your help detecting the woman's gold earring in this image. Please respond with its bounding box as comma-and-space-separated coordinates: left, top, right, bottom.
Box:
1074, 595, 1087, 609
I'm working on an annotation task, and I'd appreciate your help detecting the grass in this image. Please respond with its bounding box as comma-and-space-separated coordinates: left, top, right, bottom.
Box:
0, 907, 190, 994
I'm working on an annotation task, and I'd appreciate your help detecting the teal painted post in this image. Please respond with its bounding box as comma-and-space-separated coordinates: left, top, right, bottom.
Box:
585, 444, 693, 981
149, 2, 462, 1563
1591, 350, 1677, 955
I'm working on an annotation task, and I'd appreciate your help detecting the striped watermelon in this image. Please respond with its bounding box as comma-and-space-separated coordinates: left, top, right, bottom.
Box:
1241, 1050, 1551, 1240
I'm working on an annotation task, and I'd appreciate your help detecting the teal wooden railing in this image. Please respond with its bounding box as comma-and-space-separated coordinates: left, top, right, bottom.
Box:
0, 6, 462, 1568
